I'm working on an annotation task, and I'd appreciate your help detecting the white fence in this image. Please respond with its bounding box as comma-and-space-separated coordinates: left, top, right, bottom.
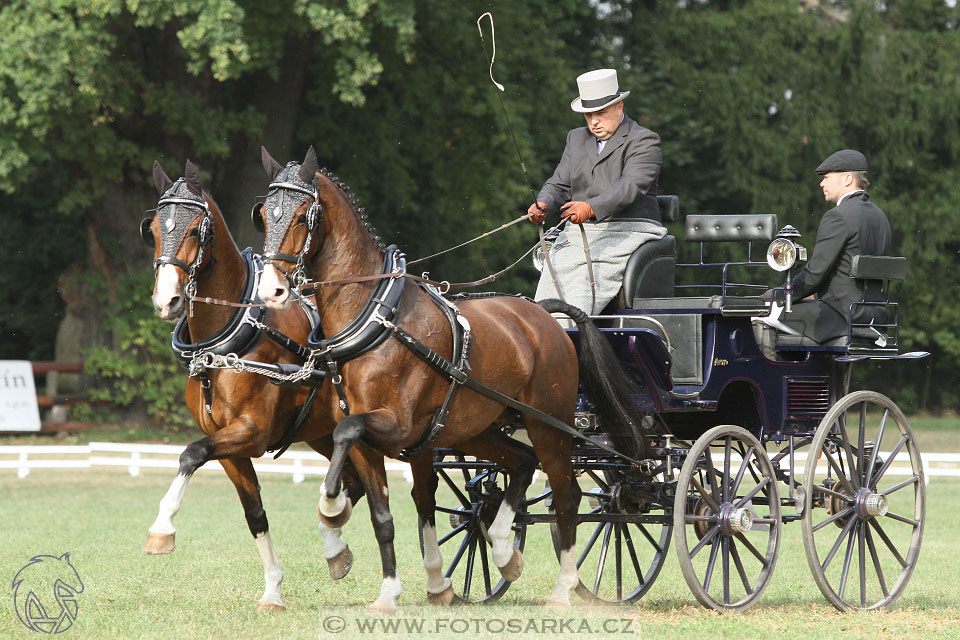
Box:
0, 442, 413, 484
2, 443, 959, 485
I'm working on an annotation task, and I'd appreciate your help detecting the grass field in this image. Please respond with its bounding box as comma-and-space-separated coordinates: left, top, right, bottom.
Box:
1, 416, 958, 639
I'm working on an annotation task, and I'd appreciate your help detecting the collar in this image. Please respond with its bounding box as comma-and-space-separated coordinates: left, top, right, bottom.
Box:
837, 189, 865, 206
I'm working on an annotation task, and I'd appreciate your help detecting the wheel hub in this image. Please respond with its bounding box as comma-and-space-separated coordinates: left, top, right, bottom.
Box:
855, 488, 888, 519
719, 503, 753, 535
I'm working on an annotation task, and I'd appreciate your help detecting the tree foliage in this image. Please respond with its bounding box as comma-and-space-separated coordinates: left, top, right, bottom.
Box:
0, 0, 958, 413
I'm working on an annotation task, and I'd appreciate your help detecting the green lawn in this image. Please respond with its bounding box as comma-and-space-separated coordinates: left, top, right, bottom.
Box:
1, 462, 959, 639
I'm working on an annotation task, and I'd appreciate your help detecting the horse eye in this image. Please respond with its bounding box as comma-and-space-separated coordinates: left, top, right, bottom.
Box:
188, 227, 200, 237
294, 213, 307, 226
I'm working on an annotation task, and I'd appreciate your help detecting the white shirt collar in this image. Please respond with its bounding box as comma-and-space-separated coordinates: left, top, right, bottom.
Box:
837, 189, 865, 205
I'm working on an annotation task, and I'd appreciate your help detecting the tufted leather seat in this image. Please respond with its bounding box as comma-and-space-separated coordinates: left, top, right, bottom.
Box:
684, 214, 778, 243
616, 195, 680, 309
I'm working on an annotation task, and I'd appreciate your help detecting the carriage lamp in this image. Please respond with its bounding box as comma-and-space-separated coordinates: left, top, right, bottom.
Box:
766, 226, 807, 313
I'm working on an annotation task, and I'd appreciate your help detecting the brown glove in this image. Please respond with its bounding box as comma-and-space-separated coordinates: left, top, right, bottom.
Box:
527, 201, 548, 223
560, 201, 595, 224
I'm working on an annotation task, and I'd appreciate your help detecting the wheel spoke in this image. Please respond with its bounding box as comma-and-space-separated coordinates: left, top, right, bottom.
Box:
637, 523, 665, 554
723, 437, 732, 504
592, 523, 613, 595
615, 524, 623, 600
477, 530, 493, 596
883, 510, 920, 527
702, 533, 721, 592
734, 532, 768, 565
621, 526, 646, 588
857, 402, 867, 485
462, 531, 477, 599
880, 476, 919, 496
865, 409, 889, 487
812, 506, 854, 533
722, 535, 731, 604
729, 539, 753, 594
869, 435, 909, 489
820, 516, 857, 573
439, 469, 472, 508
690, 476, 721, 513
437, 521, 469, 546
822, 447, 857, 495
734, 477, 769, 508
445, 528, 472, 578
729, 446, 756, 499
577, 522, 605, 568
689, 525, 720, 559
838, 409, 862, 490
865, 525, 889, 598
837, 522, 857, 600
704, 452, 723, 507
811, 482, 855, 504
868, 519, 908, 568
858, 519, 867, 608
586, 469, 610, 491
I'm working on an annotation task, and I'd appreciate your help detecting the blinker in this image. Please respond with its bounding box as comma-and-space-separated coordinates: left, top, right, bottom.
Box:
140, 216, 155, 246
251, 202, 265, 233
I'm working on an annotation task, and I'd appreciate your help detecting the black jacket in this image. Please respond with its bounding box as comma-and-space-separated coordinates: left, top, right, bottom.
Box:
782, 191, 892, 342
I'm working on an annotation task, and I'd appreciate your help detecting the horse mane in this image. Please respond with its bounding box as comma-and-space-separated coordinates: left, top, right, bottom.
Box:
319, 168, 385, 252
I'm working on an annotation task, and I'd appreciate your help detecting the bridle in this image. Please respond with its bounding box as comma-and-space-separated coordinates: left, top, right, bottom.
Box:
252, 162, 322, 290
140, 178, 215, 315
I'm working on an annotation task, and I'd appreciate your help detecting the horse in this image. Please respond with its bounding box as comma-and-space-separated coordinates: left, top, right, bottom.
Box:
254, 146, 650, 607
140, 160, 400, 613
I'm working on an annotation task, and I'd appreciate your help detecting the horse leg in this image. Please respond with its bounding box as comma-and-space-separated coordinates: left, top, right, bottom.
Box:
410, 454, 457, 605
526, 425, 581, 607
306, 435, 363, 580
349, 444, 402, 615
459, 431, 537, 583
320, 412, 403, 612
219, 457, 286, 612
143, 437, 214, 555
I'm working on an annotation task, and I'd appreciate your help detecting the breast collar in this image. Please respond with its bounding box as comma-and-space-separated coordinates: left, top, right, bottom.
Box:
171, 248, 266, 367
307, 245, 406, 363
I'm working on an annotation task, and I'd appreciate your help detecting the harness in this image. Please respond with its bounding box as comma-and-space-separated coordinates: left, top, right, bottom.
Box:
258, 163, 322, 289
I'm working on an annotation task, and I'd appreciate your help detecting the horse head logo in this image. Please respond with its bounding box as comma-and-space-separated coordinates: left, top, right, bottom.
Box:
11, 553, 84, 634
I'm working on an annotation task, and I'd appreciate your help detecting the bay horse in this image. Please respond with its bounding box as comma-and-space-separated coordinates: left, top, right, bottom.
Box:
141, 160, 400, 613
254, 147, 649, 606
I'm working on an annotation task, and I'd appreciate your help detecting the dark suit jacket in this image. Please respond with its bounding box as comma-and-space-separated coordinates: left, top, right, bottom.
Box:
783, 191, 892, 342
537, 116, 662, 223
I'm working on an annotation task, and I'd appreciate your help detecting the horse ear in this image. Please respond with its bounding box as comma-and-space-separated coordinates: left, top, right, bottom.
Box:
299, 146, 318, 184
153, 161, 173, 196
184, 160, 203, 196
261, 146, 283, 179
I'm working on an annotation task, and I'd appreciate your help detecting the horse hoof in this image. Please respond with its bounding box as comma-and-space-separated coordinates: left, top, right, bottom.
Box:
498, 547, 524, 582
366, 602, 396, 616
327, 546, 353, 580
318, 498, 352, 529
426, 586, 463, 606
256, 601, 286, 613
142, 532, 175, 555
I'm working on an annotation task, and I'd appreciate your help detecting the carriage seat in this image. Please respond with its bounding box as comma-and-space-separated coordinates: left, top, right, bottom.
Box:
616, 195, 680, 308
773, 255, 906, 355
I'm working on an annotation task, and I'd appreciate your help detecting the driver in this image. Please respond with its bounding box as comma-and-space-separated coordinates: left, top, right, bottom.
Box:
764, 149, 891, 343
527, 68, 666, 316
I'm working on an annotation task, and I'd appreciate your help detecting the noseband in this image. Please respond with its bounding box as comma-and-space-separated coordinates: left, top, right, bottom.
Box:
257, 162, 322, 289
141, 178, 215, 315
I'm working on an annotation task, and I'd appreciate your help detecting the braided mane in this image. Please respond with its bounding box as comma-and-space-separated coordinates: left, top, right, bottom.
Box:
320, 167, 385, 252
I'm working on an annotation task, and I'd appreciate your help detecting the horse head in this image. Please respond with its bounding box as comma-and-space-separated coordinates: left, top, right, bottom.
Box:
254, 146, 385, 312
142, 160, 216, 321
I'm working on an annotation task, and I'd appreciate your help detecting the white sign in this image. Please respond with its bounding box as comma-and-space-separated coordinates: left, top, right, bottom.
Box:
0, 361, 41, 432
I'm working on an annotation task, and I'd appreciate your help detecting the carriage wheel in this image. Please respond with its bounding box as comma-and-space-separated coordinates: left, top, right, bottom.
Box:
674, 425, 782, 613
547, 470, 672, 604
418, 454, 525, 604
801, 391, 925, 611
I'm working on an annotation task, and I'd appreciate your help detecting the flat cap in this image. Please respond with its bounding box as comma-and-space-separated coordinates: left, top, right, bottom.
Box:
816, 149, 868, 174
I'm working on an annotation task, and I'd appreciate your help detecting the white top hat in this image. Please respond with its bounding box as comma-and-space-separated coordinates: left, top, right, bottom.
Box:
570, 69, 630, 113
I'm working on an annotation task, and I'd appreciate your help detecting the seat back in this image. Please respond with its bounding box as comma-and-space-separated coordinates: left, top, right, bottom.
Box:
616, 196, 679, 309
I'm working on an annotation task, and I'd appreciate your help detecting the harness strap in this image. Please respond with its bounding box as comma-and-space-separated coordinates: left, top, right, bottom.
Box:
267, 386, 319, 459
577, 222, 598, 313
377, 316, 642, 466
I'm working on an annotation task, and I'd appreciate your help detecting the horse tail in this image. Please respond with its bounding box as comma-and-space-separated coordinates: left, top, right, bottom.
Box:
537, 299, 649, 462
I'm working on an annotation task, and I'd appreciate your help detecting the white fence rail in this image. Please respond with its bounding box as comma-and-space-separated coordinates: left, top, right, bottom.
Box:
2, 443, 959, 485
0, 442, 413, 484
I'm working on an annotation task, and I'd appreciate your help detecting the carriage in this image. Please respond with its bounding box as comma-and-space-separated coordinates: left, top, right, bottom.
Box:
424, 196, 927, 613
142, 156, 926, 615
